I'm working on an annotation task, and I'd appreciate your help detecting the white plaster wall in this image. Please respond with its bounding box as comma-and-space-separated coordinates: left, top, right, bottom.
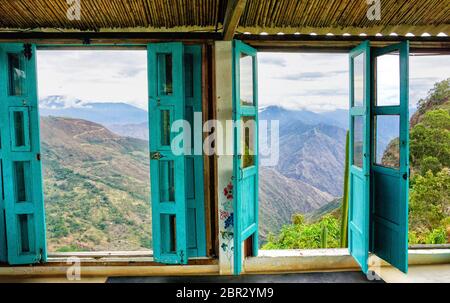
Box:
214, 41, 235, 275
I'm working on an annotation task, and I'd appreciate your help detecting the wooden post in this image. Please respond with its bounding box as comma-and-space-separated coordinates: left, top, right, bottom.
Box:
223, 0, 248, 41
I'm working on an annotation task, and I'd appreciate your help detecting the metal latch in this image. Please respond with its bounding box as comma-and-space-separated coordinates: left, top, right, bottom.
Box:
150, 152, 165, 160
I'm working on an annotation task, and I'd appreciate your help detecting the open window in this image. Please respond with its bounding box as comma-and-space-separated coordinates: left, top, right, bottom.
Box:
0, 43, 47, 265
233, 41, 259, 275
0, 42, 208, 266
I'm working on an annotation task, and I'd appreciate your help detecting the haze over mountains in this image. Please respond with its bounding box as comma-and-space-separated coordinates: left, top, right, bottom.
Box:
39, 95, 353, 246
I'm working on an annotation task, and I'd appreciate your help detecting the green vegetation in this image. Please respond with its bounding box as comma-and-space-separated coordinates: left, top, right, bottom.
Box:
408, 78, 449, 244
41, 117, 152, 252
264, 78, 450, 249
409, 169, 450, 244
340, 131, 350, 248
263, 214, 340, 249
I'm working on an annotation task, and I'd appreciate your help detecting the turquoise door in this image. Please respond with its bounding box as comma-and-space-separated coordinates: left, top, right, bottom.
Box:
148, 42, 208, 264
348, 41, 371, 273
148, 42, 187, 264
0, 43, 47, 264
233, 40, 259, 275
370, 41, 409, 273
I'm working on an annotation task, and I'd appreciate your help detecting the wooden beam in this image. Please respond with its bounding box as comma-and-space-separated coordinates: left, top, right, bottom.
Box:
236, 34, 450, 52
223, 0, 247, 40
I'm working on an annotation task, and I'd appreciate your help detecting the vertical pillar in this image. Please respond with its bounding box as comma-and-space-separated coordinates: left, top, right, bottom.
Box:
214, 41, 235, 275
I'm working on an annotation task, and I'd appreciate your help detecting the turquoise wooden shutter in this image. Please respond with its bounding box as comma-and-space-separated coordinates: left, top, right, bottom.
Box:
0, 141, 6, 263
0, 43, 47, 265
370, 41, 409, 273
184, 45, 206, 258
233, 40, 259, 275
348, 41, 371, 273
148, 42, 188, 264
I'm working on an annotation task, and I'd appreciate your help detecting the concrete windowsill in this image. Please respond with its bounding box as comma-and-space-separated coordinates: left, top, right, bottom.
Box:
244, 248, 450, 274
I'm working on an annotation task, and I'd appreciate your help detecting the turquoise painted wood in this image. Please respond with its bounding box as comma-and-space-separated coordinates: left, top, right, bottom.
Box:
0, 43, 47, 264
233, 40, 259, 275
148, 42, 188, 264
0, 126, 5, 263
184, 45, 206, 258
348, 41, 371, 273
370, 41, 409, 273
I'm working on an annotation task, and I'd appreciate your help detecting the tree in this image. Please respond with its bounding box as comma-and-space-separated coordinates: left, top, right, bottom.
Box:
409, 169, 450, 244
410, 109, 450, 169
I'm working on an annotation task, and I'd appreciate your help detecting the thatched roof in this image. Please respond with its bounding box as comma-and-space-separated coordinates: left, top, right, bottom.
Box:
0, 0, 448, 36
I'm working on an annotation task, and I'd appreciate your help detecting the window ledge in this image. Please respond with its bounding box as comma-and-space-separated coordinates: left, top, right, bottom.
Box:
244, 249, 450, 274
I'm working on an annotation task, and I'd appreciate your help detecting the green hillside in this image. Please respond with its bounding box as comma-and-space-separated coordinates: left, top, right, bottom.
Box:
264, 78, 450, 249
41, 116, 152, 252
408, 79, 450, 244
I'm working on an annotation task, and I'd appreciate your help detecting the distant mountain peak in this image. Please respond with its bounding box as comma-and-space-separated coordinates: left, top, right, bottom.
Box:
39, 96, 148, 126
40, 95, 84, 109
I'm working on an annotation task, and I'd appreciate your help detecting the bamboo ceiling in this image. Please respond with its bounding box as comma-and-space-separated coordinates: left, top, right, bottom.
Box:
0, 0, 448, 36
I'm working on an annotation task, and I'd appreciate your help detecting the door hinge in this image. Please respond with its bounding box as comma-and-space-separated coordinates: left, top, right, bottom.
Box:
402, 168, 411, 180
180, 250, 184, 264
23, 44, 32, 61
38, 248, 44, 263
36, 153, 41, 161
150, 151, 165, 160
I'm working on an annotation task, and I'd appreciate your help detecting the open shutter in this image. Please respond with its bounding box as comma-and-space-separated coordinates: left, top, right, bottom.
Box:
370, 41, 409, 273
0, 43, 47, 264
233, 40, 259, 275
184, 45, 207, 258
0, 130, 5, 263
348, 41, 371, 273
148, 42, 188, 264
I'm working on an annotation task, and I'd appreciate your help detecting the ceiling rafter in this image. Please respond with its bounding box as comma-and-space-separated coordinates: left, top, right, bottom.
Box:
222, 0, 248, 40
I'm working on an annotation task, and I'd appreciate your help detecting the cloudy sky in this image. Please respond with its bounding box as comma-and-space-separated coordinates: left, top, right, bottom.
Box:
37, 49, 449, 112
37, 50, 148, 109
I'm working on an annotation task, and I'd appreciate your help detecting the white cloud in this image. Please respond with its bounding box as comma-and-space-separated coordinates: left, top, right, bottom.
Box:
37, 50, 148, 110
258, 52, 449, 112
258, 52, 349, 112
36, 50, 449, 113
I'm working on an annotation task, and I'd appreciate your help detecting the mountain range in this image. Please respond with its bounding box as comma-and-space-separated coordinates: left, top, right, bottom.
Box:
40, 116, 152, 252
39, 96, 351, 246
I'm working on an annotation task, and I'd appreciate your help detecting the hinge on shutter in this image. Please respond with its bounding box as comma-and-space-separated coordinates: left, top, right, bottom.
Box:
179, 250, 184, 264
23, 44, 32, 61
38, 248, 44, 263
83, 37, 91, 45
150, 151, 165, 160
